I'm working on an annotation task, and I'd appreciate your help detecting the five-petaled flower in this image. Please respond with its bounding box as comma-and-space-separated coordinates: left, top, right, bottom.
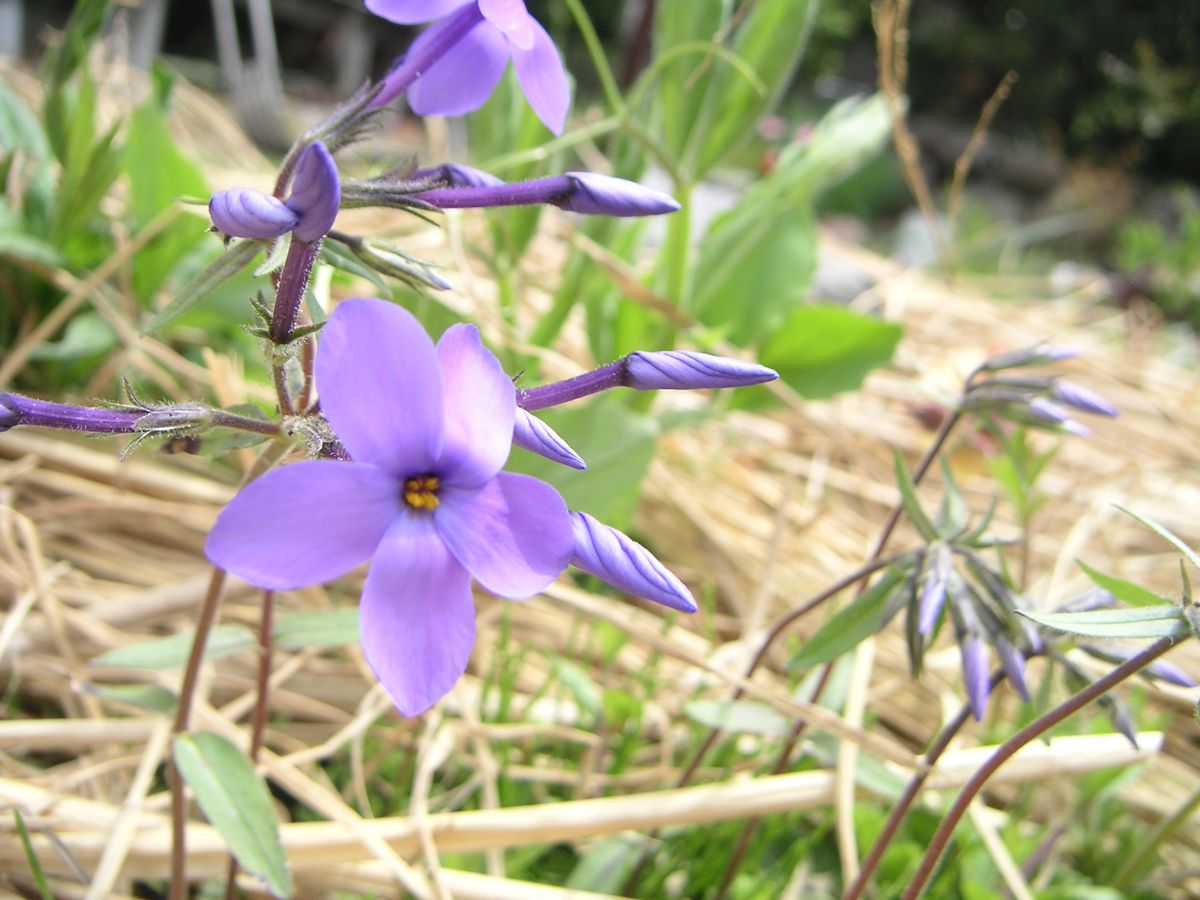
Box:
367, 0, 569, 134
206, 298, 574, 715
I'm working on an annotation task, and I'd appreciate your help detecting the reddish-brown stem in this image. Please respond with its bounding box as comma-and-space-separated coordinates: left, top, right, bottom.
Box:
169, 567, 229, 899
902, 637, 1179, 899
843, 671, 1005, 900
224, 589, 276, 899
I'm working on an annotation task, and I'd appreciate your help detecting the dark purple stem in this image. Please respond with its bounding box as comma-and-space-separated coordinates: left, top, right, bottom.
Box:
518, 360, 625, 410
368, 4, 485, 110
414, 176, 578, 210
0, 394, 142, 433
901, 637, 1180, 900
270, 238, 322, 344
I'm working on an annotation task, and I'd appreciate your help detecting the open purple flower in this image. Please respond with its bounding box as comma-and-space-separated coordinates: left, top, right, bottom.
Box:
206, 297, 574, 715
209, 142, 340, 242
367, 0, 569, 134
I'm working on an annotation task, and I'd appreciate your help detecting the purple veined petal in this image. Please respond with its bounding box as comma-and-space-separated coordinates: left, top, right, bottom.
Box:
209, 188, 298, 239
479, 0, 535, 50
365, 0, 470, 25
960, 635, 991, 721
559, 173, 681, 217
408, 18, 510, 118
315, 298, 444, 474
625, 350, 777, 390
997, 639, 1030, 701
435, 324, 515, 488
509, 14, 569, 135
570, 512, 697, 613
286, 142, 341, 243
359, 515, 475, 716
435, 473, 572, 598
512, 408, 586, 470
205, 460, 400, 590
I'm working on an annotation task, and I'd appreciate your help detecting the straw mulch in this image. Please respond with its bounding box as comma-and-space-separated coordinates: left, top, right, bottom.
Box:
2, 62, 1199, 898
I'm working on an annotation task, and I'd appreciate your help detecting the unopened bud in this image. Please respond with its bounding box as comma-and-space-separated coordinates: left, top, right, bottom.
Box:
570, 512, 696, 613
512, 409, 586, 470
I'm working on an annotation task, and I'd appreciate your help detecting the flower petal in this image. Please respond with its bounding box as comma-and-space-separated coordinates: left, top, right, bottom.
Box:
359, 516, 475, 716
435, 324, 515, 487
408, 19, 509, 118
479, 0, 535, 50
209, 188, 298, 239
365, 0, 469, 24
569, 512, 697, 612
286, 142, 340, 243
205, 461, 399, 589
315, 298, 444, 474
436, 473, 571, 598
510, 16, 569, 134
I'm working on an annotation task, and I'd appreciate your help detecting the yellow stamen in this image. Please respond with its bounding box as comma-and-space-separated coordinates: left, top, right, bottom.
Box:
402, 474, 440, 510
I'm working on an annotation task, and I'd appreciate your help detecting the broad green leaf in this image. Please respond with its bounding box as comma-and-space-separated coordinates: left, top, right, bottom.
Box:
272, 609, 359, 649
1018, 605, 1189, 640
751, 305, 902, 401
551, 658, 602, 715
93, 624, 256, 669
173, 731, 291, 897
1077, 560, 1167, 608
790, 570, 907, 669
892, 452, 938, 542
1116, 505, 1200, 573
566, 836, 644, 894
142, 239, 261, 333
683, 699, 790, 736
29, 312, 115, 362
505, 396, 658, 530
694, 0, 819, 175
0, 230, 62, 267
88, 682, 178, 714
123, 93, 210, 302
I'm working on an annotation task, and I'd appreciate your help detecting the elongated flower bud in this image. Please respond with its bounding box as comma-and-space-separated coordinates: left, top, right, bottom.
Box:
1051, 380, 1118, 418
917, 543, 952, 635
997, 638, 1030, 700
209, 189, 299, 239
1027, 397, 1090, 436
512, 408, 586, 470
960, 635, 991, 721
570, 512, 696, 613
1080, 643, 1195, 687
624, 351, 778, 390
286, 142, 341, 242
980, 344, 1079, 372
413, 172, 680, 217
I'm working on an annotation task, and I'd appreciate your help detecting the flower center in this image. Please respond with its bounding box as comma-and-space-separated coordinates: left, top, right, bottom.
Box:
402, 474, 441, 511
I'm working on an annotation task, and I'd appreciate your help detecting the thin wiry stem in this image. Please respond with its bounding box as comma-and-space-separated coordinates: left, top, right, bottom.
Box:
902, 638, 1180, 900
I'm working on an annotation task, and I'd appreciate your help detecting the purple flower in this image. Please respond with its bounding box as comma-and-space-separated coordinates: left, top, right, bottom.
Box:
367, 0, 569, 134
205, 298, 574, 716
412, 172, 681, 217
570, 512, 696, 613
209, 142, 340, 242
960, 635, 991, 721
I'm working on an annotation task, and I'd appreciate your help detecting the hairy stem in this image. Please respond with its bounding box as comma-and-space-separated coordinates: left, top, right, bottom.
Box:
902, 638, 1179, 900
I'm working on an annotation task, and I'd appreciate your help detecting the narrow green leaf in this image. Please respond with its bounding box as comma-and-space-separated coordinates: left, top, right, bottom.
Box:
142, 239, 260, 333
272, 609, 360, 649
93, 624, 256, 669
1018, 605, 1189, 640
13, 810, 54, 900
789, 570, 906, 669
1116, 505, 1200, 573
683, 699, 790, 736
173, 732, 291, 897
552, 658, 602, 715
652, 0, 729, 165
1077, 560, 1167, 608
893, 453, 939, 542
0, 230, 62, 266
936, 457, 969, 537
87, 682, 178, 714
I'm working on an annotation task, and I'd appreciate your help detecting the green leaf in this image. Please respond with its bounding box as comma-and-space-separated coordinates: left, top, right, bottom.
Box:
88, 682, 178, 714
42, 0, 114, 161
683, 698, 791, 736
0, 81, 50, 159
272, 609, 360, 649
891, 452, 939, 542
1077, 560, 1167, 608
551, 658, 602, 715
753, 304, 902, 400
652, 0, 729, 166
1018, 605, 1189, 640
936, 457, 969, 537
13, 810, 54, 900
505, 396, 658, 530
93, 624, 256, 669
142, 239, 261, 333
28, 312, 115, 362
1116, 505, 1200, 573
693, 0, 819, 175
789, 570, 907, 669
173, 731, 291, 897
566, 836, 644, 893
0, 230, 62, 267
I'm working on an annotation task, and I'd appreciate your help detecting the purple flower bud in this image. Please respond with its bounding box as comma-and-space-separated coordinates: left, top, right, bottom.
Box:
997, 639, 1030, 701
557, 173, 680, 216
1080, 643, 1196, 688
960, 635, 991, 721
1052, 380, 1118, 418
412, 163, 505, 189
0, 393, 142, 433
980, 344, 1080, 372
512, 408, 586, 470
917, 543, 952, 635
1027, 397, 1090, 436
624, 351, 779, 391
570, 512, 697, 613
209, 188, 299, 239
286, 142, 341, 242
